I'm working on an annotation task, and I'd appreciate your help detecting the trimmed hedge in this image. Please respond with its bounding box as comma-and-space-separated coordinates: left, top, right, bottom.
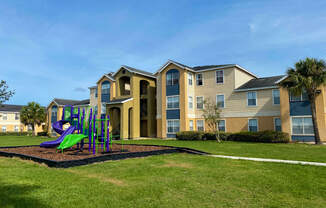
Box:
228, 131, 289, 143
176, 130, 289, 143
37, 132, 49, 137
0, 132, 30, 136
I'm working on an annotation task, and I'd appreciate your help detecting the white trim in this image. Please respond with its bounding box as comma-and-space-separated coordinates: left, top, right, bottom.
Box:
272, 89, 280, 105
215, 70, 224, 84
96, 74, 115, 84
234, 86, 278, 92
187, 114, 196, 118
187, 72, 193, 86
196, 119, 205, 131
220, 111, 281, 118
248, 118, 259, 132
189, 119, 194, 131
107, 98, 133, 104
247, 91, 257, 107
156, 115, 162, 119
273, 117, 281, 131
155, 60, 193, 74
166, 95, 180, 110
275, 75, 288, 84
196, 96, 204, 109
188, 96, 193, 109
166, 119, 180, 134
196, 73, 204, 86
216, 94, 225, 108
290, 116, 314, 136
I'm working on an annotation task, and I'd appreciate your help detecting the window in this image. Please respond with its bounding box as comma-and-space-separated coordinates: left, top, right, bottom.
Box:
216, 70, 224, 84
2, 113, 7, 120
292, 117, 314, 135
290, 90, 308, 102
101, 81, 110, 95
247, 91, 257, 106
28, 125, 33, 131
216, 94, 225, 108
189, 120, 194, 131
248, 119, 258, 132
188, 72, 193, 86
274, 118, 282, 131
188, 96, 193, 109
196, 96, 204, 109
167, 96, 179, 109
273, 89, 280, 105
218, 120, 226, 132
15, 113, 19, 120
14, 125, 19, 132
196, 74, 203, 86
2, 126, 6, 132
167, 120, 180, 133
95, 88, 98, 98
166, 70, 179, 86
197, 120, 204, 131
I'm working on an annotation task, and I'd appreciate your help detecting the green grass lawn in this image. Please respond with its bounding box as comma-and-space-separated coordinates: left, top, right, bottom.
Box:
1, 136, 326, 207
116, 139, 326, 163
0, 136, 52, 147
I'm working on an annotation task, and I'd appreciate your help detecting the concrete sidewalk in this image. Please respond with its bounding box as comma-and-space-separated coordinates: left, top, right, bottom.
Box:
209, 154, 326, 167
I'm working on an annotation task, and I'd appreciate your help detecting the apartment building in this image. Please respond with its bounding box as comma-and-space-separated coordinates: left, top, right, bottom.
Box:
0, 104, 44, 133
46, 60, 326, 142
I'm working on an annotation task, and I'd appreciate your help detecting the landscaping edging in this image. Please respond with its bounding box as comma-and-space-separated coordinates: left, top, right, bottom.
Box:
0, 144, 210, 168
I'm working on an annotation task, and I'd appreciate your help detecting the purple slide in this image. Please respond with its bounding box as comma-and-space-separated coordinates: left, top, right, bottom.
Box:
40, 120, 76, 148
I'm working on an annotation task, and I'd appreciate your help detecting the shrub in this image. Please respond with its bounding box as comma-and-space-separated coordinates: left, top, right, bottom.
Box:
37, 131, 48, 137
0, 132, 30, 136
227, 131, 289, 143
176, 131, 203, 140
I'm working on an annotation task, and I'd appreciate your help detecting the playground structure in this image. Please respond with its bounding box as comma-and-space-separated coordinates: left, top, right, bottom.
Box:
40, 105, 111, 155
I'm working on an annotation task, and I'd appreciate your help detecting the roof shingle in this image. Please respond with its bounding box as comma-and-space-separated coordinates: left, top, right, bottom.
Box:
235, 75, 285, 91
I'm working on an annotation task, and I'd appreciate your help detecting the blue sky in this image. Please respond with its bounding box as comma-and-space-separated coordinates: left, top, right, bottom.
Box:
1, 0, 326, 106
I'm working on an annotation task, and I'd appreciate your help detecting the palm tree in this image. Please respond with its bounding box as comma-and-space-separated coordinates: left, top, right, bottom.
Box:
281, 58, 326, 144
20, 102, 46, 136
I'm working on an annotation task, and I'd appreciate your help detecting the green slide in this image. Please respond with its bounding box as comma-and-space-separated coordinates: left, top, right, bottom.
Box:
57, 134, 87, 150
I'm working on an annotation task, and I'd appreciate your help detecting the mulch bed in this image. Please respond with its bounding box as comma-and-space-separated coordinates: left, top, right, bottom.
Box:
0, 144, 209, 168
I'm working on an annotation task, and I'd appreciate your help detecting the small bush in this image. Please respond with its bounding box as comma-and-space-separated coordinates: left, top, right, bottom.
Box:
0, 132, 30, 136
176, 131, 203, 140
37, 132, 48, 137
228, 131, 289, 143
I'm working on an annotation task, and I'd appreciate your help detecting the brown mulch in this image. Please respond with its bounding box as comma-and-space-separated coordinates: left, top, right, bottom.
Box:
0, 144, 173, 161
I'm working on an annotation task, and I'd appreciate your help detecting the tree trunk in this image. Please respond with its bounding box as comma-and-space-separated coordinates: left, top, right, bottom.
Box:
310, 99, 322, 144
32, 123, 36, 137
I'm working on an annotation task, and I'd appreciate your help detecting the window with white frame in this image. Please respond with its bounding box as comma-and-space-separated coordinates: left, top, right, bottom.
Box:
216, 94, 225, 108
274, 118, 282, 131
247, 91, 257, 106
216, 70, 224, 84
248, 119, 258, 132
2, 113, 7, 120
2, 126, 6, 132
289, 90, 308, 102
273, 89, 280, 105
189, 120, 194, 131
167, 120, 180, 133
15, 113, 19, 120
292, 117, 313, 135
197, 120, 204, 131
188, 72, 193, 86
14, 125, 19, 132
188, 96, 193, 109
167, 96, 179, 109
218, 120, 226, 132
166, 70, 179, 86
196, 96, 204, 109
196, 74, 203, 86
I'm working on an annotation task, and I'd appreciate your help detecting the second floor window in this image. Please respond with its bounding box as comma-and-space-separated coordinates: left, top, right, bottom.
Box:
196, 96, 204, 109
196, 74, 203, 86
216, 70, 224, 84
2, 113, 7, 120
15, 113, 19, 120
167, 96, 179, 109
166, 70, 179, 86
188, 96, 193, 109
216, 94, 225, 108
247, 91, 257, 106
273, 89, 280, 105
290, 90, 308, 102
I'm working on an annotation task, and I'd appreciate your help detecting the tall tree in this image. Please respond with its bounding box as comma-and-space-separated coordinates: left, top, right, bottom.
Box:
20, 102, 46, 136
0, 80, 15, 104
202, 98, 221, 141
281, 58, 326, 144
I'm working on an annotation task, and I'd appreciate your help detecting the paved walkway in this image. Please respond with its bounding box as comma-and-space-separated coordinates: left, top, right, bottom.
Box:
209, 154, 326, 167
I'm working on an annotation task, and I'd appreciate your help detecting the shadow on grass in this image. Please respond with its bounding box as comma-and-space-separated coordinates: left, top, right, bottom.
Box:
0, 182, 50, 208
